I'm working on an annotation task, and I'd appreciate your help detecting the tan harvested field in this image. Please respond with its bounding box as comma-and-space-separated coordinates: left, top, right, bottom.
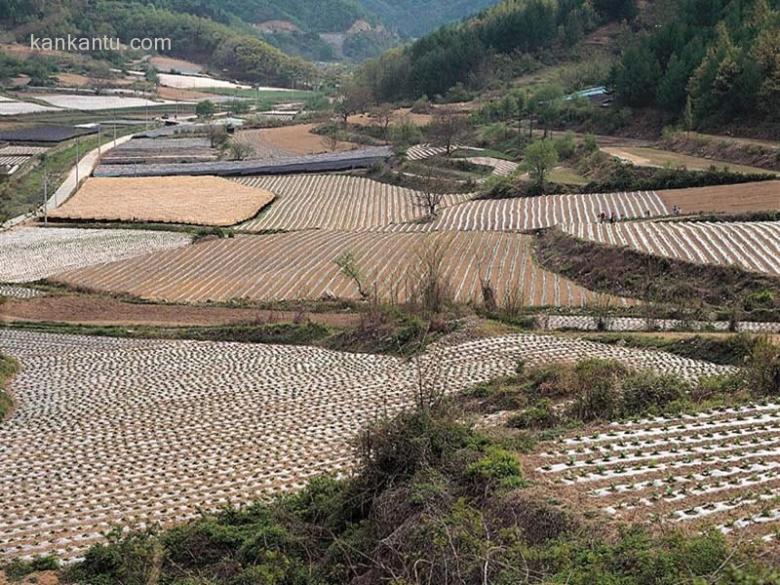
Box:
602, 146, 779, 175
564, 221, 780, 276
236, 174, 472, 231
0, 295, 360, 328
49, 176, 275, 226
148, 55, 204, 74
155, 86, 215, 102
51, 231, 628, 307
236, 124, 356, 158
0, 331, 727, 561
659, 181, 780, 215
349, 107, 433, 127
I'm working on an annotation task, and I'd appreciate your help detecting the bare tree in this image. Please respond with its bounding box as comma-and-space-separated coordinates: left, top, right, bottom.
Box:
406, 235, 452, 316
369, 103, 394, 141
335, 83, 374, 126
429, 107, 469, 156
413, 164, 444, 221
321, 131, 340, 152
228, 141, 255, 161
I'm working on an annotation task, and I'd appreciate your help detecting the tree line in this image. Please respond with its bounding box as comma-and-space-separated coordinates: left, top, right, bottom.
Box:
611, 0, 780, 126
356, 0, 637, 101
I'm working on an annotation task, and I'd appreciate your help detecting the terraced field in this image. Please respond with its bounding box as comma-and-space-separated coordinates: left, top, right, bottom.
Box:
0, 227, 192, 283
0, 331, 732, 561
0, 286, 42, 300
383, 191, 669, 232
52, 231, 622, 307
49, 176, 275, 226
531, 401, 780, 543
235, 174, 472, 231
563, 221, 780, 276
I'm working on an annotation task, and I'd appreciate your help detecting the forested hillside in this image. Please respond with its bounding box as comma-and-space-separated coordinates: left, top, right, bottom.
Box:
358, 0, 638, 101
612, 0, 780, 126
359, 0, 499, 37
0, 0, 314, 85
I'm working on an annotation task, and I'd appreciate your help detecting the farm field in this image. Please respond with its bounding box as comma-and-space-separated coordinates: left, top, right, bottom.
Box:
0, 285, 42, 300
235, 124, 356, 157
156, 73, 249, 90
148, 56, 204, 74
529, 401, 780, 542
236, 174, 471, 231
563, 221, 780, 276
0, 99, 60, 115
51, 230, 623, 307
659, 180, 780, 215
0, 294, 359, 328
49, 176, 275, 226
383, 190, 669, 232
0, 330, 732, 561
602, 146, 780, 175
33, 94, 180, 111
0, 227, 192, 283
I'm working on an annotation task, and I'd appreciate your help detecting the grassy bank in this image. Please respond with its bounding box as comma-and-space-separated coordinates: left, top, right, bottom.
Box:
0, 127, 137, 220
0, 353, 19, 422
534, 227, 780, 318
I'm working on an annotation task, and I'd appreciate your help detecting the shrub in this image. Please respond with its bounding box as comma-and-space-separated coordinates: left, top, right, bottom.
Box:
508, 400, 559, 429
466, 445, 523, 489
567, 359, 628, 421
743, 336, 780, 395
621, 371, 690, 416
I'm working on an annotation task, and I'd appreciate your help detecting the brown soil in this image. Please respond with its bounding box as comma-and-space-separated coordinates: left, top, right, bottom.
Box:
148, 55, 204, 75
55, 73, 92, 87
49, 176, 275, 226
0, 571, 59, 585
156, 86, 215, 101
237, 124, 356, 157
0, 295, 361, 328
659, 180, 780, 215
349, 108, 433, 127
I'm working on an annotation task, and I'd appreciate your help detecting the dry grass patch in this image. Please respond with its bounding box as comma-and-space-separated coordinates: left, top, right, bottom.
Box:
49, 176, 275, 226
236, 124, 356, 158
659, 181, 780, 215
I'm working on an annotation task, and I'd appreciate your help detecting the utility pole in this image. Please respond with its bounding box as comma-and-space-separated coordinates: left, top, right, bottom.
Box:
75, 134, 80, 186
97, 124, 102, 155
113, 122, 117, 148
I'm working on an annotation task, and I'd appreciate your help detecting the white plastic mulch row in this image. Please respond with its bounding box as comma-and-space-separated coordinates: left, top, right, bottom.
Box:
541, 315, 780, 334
0, 285, 43, 299
534, 396, 780, 540
0, 330, 727, 562
0, 227, 192, 283
563, 221, 780, 276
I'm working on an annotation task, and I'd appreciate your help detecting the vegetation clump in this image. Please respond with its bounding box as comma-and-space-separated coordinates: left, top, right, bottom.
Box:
0, 353, 19, 422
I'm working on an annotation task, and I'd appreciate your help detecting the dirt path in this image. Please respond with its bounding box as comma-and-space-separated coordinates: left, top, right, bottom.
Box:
0, 295, 360, 328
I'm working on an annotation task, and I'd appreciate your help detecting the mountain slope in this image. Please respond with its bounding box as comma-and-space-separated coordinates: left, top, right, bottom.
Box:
0, 0, 314, 85
358, 0, 499, 37
358, 0, 638, 100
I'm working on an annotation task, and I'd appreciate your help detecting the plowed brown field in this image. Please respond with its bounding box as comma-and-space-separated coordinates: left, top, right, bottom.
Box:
49, 176, 275, 226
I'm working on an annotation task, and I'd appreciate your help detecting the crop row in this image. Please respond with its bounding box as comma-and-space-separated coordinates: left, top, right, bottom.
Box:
531, 402, 780, 542
382, 191, 669, 232
0, 330, 731, 561
52, 230, 622, 307
0, 227, 192, 284
0, 285, 43, 299
234, 174, 472, 231
563, 221, 780, 275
